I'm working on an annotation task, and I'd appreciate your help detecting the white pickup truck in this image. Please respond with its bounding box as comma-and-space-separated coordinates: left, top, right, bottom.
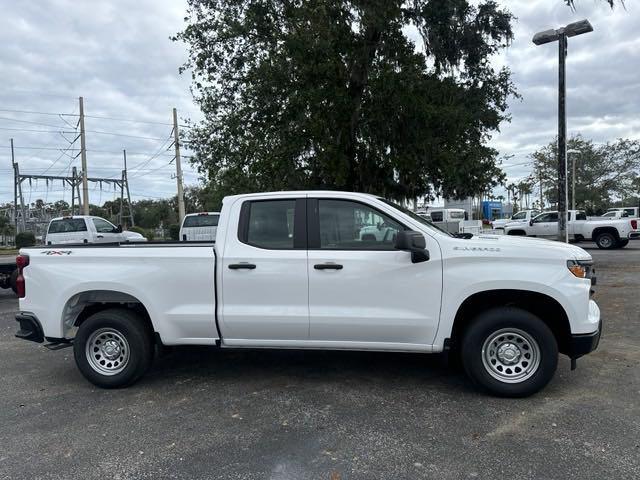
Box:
505, 210, 639, 249
491, 210, 540, 230
15, 191, 601, 397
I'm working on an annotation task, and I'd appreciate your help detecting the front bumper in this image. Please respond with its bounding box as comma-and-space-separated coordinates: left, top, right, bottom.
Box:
568, 319, 602, 359
15, 313, 44, 343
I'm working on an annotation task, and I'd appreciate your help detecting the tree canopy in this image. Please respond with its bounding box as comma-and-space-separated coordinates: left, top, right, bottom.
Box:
529, 135, 640, 214
175, 0, 516, 202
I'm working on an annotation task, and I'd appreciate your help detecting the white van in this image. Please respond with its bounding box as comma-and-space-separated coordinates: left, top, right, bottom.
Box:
179, 212, 220, 241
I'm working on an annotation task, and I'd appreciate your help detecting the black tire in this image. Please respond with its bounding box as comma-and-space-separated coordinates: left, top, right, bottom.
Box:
595, 232, 617, 250
617, 239, 629, 248
9, 269, 18, 294
73, 308, 154, 388
507, 230, 526, 236
461, 307, 558, 397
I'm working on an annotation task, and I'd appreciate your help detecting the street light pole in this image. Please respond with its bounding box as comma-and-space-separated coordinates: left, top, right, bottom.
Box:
533, 19, 593, 243
558, 32, 568, 242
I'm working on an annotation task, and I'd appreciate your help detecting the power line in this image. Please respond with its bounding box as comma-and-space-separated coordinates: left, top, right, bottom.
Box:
0, 108, 78, 116
0, 116, 69, 129
83, 114, 173, 126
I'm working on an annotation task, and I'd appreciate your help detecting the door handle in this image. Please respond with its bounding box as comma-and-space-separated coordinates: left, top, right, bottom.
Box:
96, 235, 104, 238
228, 263, 256, 270
314, 263, 343, 270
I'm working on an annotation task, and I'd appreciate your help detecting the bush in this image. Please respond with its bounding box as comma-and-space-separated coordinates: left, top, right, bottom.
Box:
145, 229, 155, 241
15, 232, 36, 249
168, 224, 180, 241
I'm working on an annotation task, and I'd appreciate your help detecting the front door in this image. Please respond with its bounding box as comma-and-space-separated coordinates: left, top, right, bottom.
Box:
529, 212, 559, 237
220, 196, 309, 342
91, 218, 122, 243
307, 197, 442, 348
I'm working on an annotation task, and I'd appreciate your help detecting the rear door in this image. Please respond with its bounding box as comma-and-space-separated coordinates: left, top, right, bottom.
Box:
306, 196, 442, 347
219, 195, 309, 342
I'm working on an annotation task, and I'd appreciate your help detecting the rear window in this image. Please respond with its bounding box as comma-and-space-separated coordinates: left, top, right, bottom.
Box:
449, 211, 466, 219
182, 214, 219, 228
48, 218, 87, 234
430, 211, 443, 222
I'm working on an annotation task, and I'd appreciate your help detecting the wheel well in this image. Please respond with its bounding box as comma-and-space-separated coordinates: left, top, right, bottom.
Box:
450, 290, 571, 355
592, 227, 620, 241
62, 290, 153, 338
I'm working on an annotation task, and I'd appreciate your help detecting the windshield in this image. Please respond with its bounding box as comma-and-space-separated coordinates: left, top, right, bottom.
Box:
512, 211, 527, 220
378, 198, 453, 237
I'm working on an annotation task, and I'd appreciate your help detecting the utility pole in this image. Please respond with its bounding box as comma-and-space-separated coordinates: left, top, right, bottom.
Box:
119, 150, 135, 227
79, 96, 89, 215
172, 108, 185, 223
11, 139, 17, 229
539, 171, 544, 210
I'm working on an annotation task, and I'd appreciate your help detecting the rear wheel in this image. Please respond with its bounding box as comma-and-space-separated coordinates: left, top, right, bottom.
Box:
461, 307, 558, 397
595, 232, 617, 249
73, 308, 154, 388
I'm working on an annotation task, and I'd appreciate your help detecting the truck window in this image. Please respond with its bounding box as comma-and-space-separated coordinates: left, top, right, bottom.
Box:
533, 212, 558, 223
449, 211, 465, 220
183, 214, 219, 227
511, 211, 526, 220
317, 199, 403, 250
430, 211, 443, 222
575, 211, 587, 221
48, 218, 88, 233
244, 200, 296, 249
92, 218, 116, 233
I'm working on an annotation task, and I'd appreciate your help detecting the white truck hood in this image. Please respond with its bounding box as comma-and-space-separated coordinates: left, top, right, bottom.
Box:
451, 233, 592, 262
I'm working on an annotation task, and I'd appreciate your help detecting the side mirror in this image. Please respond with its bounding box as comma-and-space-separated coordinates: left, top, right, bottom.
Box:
115, 224, 123, 233
529, 219, 534, 226
394, 230, 429, 263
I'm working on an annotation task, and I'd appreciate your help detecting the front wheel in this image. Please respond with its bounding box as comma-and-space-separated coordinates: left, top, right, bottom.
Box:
73, 308, 154, 388
461, 308, 558, 397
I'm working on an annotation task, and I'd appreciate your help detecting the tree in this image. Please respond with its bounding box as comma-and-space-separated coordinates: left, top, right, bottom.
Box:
529, 135, 640, 214
175, 0, 516, 202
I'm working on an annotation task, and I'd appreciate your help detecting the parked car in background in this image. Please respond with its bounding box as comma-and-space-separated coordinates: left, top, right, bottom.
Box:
595, 210, 630, 220
504, 210, 640, 249
120, 230, 148, 242
44, 216, 146, 245
16, 191, 601, 397
428, 208, 467, 234
492, 209, 541, 230
606, 207, 639, 218
179, 212, 220, 241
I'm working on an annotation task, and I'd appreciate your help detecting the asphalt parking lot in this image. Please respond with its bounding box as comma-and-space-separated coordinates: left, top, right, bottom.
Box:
1, 242, 639, 480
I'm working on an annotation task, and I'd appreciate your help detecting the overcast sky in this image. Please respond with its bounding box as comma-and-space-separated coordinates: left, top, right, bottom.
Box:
1, 0, 638, 206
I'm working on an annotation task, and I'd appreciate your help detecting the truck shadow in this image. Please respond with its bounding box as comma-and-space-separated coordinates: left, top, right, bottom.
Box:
146, 346, 474, 394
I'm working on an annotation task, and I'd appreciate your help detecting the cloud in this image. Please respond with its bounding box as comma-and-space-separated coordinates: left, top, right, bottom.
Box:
0, 0, 200, 204
1, 0, 637, 206
491, 0, 640, 185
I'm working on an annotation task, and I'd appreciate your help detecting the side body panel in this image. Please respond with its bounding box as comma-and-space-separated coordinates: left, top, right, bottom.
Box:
19, 245, 217, 345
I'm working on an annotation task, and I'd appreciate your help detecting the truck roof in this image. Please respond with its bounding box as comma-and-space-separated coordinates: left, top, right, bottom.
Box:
222, 190, 381, 201
49, 215, 106, 222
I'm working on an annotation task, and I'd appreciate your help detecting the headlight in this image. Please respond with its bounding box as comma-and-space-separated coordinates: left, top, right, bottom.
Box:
567, 259, 593, 279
